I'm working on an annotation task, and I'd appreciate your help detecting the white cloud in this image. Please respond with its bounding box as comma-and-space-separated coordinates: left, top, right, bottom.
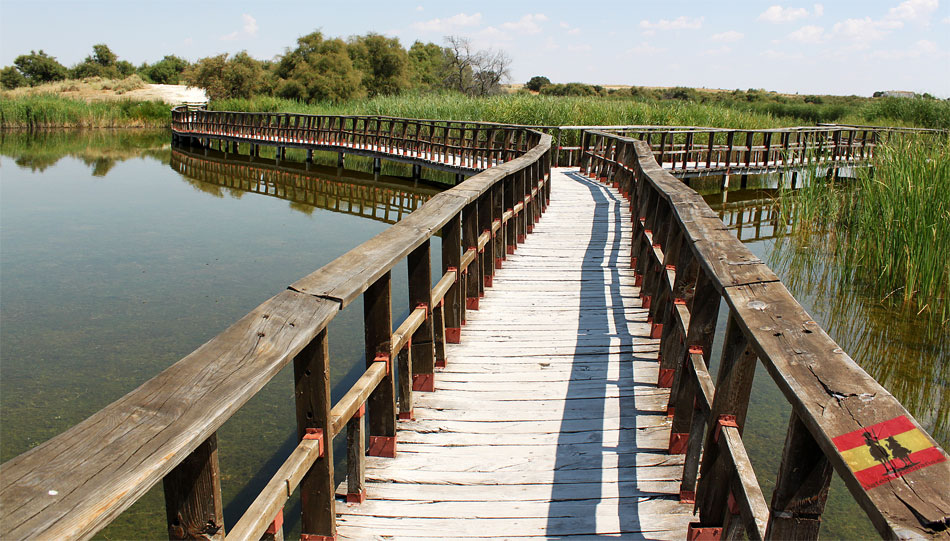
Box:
412, 12, 482, 32
639, 16, 704, 31
568, 28, 581, 35
242, 14, 258, 36
788, 25, 825, 43
833, 17, 902, 42
568, 44, 593, 53
888, 0, 938, 23
944, 16, 950, 24
500, 14, 548, 34
220, 13, 258, 41
711, 30, 744, 42
416, 5, 424, 11
559, 22, 570, 28
759, 6, 809, 23
813, 3, 824, 17
183, 37, 193, 46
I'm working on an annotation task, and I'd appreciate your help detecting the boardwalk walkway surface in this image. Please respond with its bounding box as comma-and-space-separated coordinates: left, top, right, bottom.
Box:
335, 168, 696, 539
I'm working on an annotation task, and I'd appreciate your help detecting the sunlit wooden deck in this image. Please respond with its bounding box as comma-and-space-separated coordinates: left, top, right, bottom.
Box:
334, 169, 695, 539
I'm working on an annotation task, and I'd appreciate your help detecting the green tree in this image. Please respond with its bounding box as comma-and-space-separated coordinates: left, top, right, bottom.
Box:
525, 76, 550, 92
91, 44, 118, 67
408, 41, 450, 90
143, 55, 190, 84
13, 50, 67, 85
71, 44, 125, 79
347, 33, 410, 97
183, 52, 266, 100
275, 31, 364, 103
1, 66, 27, 89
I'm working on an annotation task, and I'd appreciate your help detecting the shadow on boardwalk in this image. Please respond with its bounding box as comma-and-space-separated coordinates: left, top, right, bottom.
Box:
546, 172, 681, 538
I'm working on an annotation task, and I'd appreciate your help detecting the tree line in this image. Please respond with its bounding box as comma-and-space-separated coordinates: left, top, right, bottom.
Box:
1, 32, 511, 102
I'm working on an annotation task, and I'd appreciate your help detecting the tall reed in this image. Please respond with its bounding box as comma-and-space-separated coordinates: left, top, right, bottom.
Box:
779, 135, 950, 326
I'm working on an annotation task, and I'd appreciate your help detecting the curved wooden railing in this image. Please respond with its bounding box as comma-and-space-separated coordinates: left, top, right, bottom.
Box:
0, 111, 551, 540
170, 147, 438, 225
580, 131, 949, 540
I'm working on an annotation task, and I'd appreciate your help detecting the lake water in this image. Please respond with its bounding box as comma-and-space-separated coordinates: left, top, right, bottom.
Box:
1, 131, 945, 539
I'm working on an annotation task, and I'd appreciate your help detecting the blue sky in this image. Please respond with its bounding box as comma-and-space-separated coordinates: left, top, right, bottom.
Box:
1, 0, 948, 96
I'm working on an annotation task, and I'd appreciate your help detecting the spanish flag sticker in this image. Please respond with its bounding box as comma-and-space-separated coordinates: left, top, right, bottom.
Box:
832, 416, 946, 490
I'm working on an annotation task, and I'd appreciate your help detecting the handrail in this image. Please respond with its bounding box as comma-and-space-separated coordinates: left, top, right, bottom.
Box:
0, 109, 552, 540
579, 130, 950, 539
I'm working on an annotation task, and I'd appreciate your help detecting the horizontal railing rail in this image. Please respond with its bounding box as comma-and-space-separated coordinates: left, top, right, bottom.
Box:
0, 109, 552, 540
579, 129, 950, 539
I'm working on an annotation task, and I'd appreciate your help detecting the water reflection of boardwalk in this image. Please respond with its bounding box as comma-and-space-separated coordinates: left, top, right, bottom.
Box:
170, 148, 439, 224
335, 169, 693, 538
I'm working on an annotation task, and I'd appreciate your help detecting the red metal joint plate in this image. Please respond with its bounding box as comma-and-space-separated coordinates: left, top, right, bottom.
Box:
265, 509, 284, 535
714, 414, 739, 442
687, 523, 723, 541
303, 428, 325, 457
374, 352, 392, 375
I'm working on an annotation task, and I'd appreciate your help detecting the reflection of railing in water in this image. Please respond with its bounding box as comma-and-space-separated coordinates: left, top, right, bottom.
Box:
709, 195, 785, 243
170, 147, 437, 225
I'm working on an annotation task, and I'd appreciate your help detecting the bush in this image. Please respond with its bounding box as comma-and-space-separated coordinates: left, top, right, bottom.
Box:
142, 55, 190, 85
183, 52, 267, 100
1, 66, 27, 89
525, 76, 550, 92
13, 50, 67, 86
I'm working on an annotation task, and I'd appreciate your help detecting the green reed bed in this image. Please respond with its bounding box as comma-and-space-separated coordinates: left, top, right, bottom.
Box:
779, 135, 950, 327
213, 92, 789, 130
0, 94, 171, 128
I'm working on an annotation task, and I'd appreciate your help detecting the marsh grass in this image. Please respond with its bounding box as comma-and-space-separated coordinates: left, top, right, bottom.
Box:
779, 135, 950, 327
0, 94, 170, 128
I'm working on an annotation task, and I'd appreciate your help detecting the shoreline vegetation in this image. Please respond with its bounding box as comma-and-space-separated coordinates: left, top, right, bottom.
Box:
778, 135, 950, 329
3, 89, 950, 130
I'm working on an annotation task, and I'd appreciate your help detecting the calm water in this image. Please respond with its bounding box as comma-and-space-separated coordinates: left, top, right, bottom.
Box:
2, 133, 945, 539
0, 130, 443, 538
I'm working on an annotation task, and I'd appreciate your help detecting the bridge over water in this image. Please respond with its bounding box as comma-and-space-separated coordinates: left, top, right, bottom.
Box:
1, 110, 946, 540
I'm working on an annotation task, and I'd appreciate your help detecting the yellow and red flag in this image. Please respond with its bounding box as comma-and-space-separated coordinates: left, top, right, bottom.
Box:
833, 415, 945, 490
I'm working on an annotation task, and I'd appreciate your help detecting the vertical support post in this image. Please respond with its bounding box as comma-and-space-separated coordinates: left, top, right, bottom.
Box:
442, 213, 462, 344
764, 413, 833, 539
163, 434, 225, 540
408, 241, 435, 391
364, 273, 395, 457
697, 314, 758, 527
346, 406, 367, 503
293, 328, 335, 538
463, 201, 480, 311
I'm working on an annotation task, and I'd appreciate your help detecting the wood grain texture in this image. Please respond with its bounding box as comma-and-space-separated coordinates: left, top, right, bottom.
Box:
336, 169, 696, 539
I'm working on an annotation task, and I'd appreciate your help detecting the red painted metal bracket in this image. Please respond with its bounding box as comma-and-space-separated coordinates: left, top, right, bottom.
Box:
303, 428, 325, 458
445, 327, 461, 344
686, 523, 723, 541
412, 373, 434, 392
658, 368, 675, 388
680, 490, 696, 504
346, 487, 367, 504
466, 297, 479, 310
265, 509, 283, 535
368, 436, 396, 458
650, 322, 663, 339
669, 432, 689, 454
715, 414, 739, 443
374, 353, 391, 375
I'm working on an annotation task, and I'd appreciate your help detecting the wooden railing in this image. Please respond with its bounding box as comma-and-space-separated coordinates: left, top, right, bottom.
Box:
172, 108, 541, 173
0, 111, 551, 540
170, 147, 437, 225
579, 130, 950, 540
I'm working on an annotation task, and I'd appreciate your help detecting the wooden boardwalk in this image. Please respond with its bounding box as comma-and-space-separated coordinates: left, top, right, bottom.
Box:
335, 168, 696, 539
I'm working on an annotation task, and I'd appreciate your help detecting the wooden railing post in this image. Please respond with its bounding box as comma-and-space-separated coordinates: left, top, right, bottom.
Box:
764, 412, 833, 539
293, 328, 335, 538
364, 272, 396, 457
463, 201, 480, 313
697, 314, 758, 528
408, 240, 435, 392
163, 434, 224, 540
442, 213, 463, 344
